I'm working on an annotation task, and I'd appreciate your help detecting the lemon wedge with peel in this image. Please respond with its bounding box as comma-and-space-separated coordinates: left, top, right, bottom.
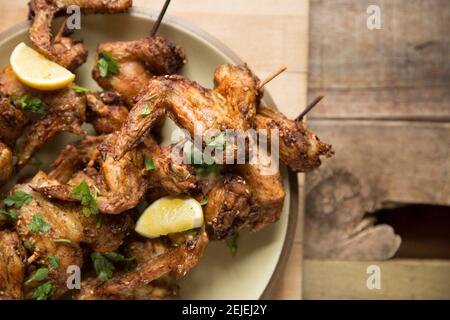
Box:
10, 43, 75, 91
135, 196, 204, 239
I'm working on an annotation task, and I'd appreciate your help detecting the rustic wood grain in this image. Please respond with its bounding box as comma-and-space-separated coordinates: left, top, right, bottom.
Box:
308, 0, 450, 120
304, 259, 450, 299
0, 0, 307, 300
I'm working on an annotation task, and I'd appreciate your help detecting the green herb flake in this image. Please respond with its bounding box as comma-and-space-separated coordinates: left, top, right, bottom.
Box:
97, 51, 119, 77
144, 157, 156, 171
53, 238, 71, 245
0, 209, 17, 223
91, 252, 115, 283
23, 240, 33, 250
73, 85, 89, 94
32, 282, 55, 300
226, 234, 239, 257
70, 180, 98, 217
12, 95, 46, 115
28, 213, 51, 233
25, 267, 48, 286
48, 256, 60, 269
4, 191, 32, 208
199, 197, 208, 206
96, 215, 103, 229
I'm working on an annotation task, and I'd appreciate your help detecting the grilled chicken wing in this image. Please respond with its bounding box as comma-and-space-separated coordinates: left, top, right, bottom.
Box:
113, 75, 248, 160
13, 171, 132, 298
86, 91, 129, 134
93, 36, 186, 106
0, 66, 87, 168
75, 229, 208, 300
201, 174, 254, 240
0, 142, 13, 187
255, 106, 334, 172
29, 0, 132, 70
142, 137, 196, 195
0, 231, 26, 300
0, 98, 29, 147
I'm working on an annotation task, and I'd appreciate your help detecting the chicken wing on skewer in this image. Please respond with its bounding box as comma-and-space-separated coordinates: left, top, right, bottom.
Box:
93, 36, 186, 107
255, 106, 334, 172
0, 231, 26, 300
0, 142, 13, 187
29, 0, 132, 70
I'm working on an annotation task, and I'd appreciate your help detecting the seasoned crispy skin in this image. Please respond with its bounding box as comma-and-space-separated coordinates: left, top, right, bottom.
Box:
17, 86, 86, 168
213, 64, 261, 128
114, 75, 247, 160
36, 134, 148, 214
86, 92, 129, 134
28, 0, 132, 70
0, 98, 29, 147
48, 135, 104, 182
201, 174, 254, 240
0, 66, 87, 168
75, 229, 208, 300
255, 106, 334, 172
93, 36, 186, 106
142, 137, 196, 195
13, 171, 132, 298
0, 142, 13, 187
0, 231, 26, 300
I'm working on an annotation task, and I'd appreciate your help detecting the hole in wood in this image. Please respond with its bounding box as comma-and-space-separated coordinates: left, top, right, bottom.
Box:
375, 204, 450, 259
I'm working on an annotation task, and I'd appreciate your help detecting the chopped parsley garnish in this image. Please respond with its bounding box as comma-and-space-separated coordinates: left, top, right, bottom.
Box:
23, 240, 33, 250
28, 213, 50, 233
73, 85, 89, 94
70, 180, 99, 217
144, 157, 156, 171
97, 51, 119, 77
4, 191, 32, 208
12, 95, 47, 115
185, 228, 200, 237
226, 234, 239, 257
96, 215, 103, 229
32, 282, 56, 300
25, 267, 49, 286
140, 95, 157, 116
53, 238, 71, 245
0, 209, 17, 223
199, 197, 208, 206
48, 256, 60, 269
91, 252, 114, 282
91, 252, 136, 282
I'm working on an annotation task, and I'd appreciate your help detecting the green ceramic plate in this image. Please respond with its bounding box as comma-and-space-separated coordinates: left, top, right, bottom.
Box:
0, 7, 298, 300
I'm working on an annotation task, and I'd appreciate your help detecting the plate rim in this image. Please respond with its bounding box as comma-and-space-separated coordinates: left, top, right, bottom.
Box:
0, 7, 300, 300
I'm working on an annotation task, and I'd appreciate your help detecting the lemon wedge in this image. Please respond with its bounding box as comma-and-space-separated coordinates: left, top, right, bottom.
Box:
135, 196, 204, 239
10, 42, 75, 91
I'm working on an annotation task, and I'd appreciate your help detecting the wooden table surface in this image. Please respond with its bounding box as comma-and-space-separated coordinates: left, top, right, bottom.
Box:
0, 0, 307, 300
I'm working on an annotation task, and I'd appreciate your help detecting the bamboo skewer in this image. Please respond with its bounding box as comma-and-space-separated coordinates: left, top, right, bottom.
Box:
150, 0, 172, 37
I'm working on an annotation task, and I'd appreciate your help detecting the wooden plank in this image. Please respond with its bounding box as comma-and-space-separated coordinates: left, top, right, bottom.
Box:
304, 259, 450, 300
308, 0, 450, 120
0, 0, 307, 300
304, 120, 450, 260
